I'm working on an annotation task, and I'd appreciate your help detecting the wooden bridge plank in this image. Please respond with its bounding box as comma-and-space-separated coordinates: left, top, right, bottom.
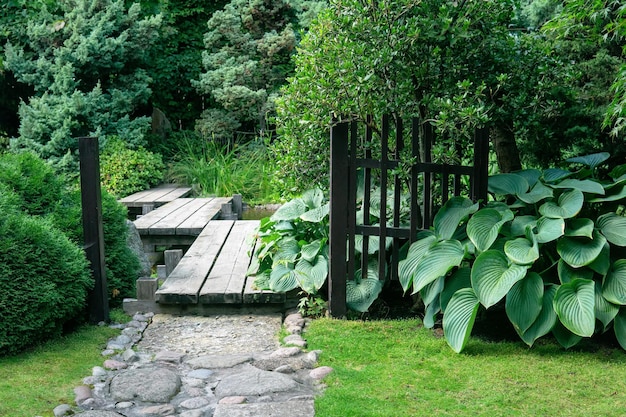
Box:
177, 197, 233, 236
198, 220, 259, 304
148, 198, 209, 235
119, 184, 186, 207
155, 221, 235, 304
133, 198, 195, 234
153, 186, 192, 203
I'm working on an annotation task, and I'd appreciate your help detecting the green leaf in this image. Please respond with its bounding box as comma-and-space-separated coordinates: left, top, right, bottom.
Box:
433, 197, 479, 240
295, 255, 328, 294
535, 217, 565, 243
588, 185, 626, 203
398, 235, 438, 293
471, 250, 528, 308
519, 285, 558, 347
421, 276, 444, 306
557, 259, 594, 284
557, 231, 607, 268
566, 152, 610, 169
423, 296, 441, 329
271, 198, 306, 221
597, 213, 626, 247
269, 263, 299, 292
506, 272, 543, 334
273, 238, 301, 265
466, 208, 513, 252
488, 173, 529, 196
551, 179, 605, 195
553, 279, 595, 337
440, 267, 471, 313
514, 169, 542, 188
301, 188, 325, 209
442, 288, 480, 353
346, 272, 383, 313
538, 189, 584, 219
411, 240, 465, 294
510, 215, 537, 236
595, 281, 619, 332
300, 202, 329, 222
504, 232, 539, 265
300, 240, 322, 262
564, 218, 594, 239
552, 320, 583, 349
588, 242, 610, 276
614, 308, 626, 350
542, 168, 572, 183
602, 259, 626, 305
517, 181, 554, 204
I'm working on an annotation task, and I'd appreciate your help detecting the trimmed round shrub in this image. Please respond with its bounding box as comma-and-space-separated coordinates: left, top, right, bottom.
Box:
52, 189, 140, 306
0, 207, 92, 355
100, 138, 165, 198
0, 152, 65, 215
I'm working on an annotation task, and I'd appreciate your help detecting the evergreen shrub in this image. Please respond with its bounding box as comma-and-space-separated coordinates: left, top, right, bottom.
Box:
0, 189, 91, 355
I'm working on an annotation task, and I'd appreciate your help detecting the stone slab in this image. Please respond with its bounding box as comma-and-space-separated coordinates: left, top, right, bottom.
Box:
214, 366, 299, 398
213, 400, 315, 417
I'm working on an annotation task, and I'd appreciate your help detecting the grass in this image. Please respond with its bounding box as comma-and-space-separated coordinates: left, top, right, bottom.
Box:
0, 321, 123, 417
306, 318, 626, 417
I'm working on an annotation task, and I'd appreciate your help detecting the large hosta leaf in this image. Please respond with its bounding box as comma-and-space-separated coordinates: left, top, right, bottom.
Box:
411, 240, 465, 294
504, 231, 539, 265
517, 181, 554, 204
442, 288, 480, 353
557, 259, 593, 284
510, 215, 537, 237
423, 296, 441, 329
542, 168, 572, 183
271, 199, 306, 221
398, 235, 437, 292
301, 240, 323, 262
595, 281, 619, 332
300, 202, 329, 222
269, 263, 299, 292
471, 250, 528, 308
566, 152, 610, 169
539, 189, 584, 219
552, 320, 583, 349
301, 188, 325, 209
557, 231, 607, 268
519, 285, 558, 347
551, 179, 605, 195
421, 276, 444, 306
589, 185, 626, 203
273, 238, 301, 264
346, 271, 383, 312
506, 272, 543, 334
433, 197, 479, 240
614, 308, 626, 350
597, 213, 626, 247
588, 242, 610, 276
564, 218, 594, 239
602, 259, 626, 305
295, 256, 328, 294
440, 267, 472, 312
553, 279, 595, 337
488, 173, 529, 196
467, 208, 513, 252
514, 169, 542, 188
535, 217, 565, 243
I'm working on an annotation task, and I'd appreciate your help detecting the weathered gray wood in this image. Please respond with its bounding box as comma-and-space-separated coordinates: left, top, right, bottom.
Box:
133, 198, 193, 234
142, 203, 155, 215
148, 198, 208, 235
155, 221, 235, 304
119, 184, 183, 207
176, 197, 232, 235
232, 194, 243, 219
153, 186, 192, 204
137, 278, 158, 301
164, 249, 183, 277
198, 220, 259, 304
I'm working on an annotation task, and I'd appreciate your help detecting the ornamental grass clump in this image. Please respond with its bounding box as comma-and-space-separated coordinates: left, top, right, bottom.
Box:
399, 152, 626, 352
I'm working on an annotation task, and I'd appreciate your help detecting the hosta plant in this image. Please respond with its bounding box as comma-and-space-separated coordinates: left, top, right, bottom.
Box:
248, 188, 385, 314
399, 152, 626, 352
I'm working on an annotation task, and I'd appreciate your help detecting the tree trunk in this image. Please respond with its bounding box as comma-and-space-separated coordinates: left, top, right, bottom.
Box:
492, 125, 522, 173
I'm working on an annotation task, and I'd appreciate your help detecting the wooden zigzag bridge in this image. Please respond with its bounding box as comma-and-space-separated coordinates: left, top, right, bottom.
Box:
120, 184, 287, 315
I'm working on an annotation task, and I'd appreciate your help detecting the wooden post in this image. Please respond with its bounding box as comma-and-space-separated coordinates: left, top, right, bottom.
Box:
329, 120, 349, 318
164, 249, 183, 277
79, 136, 110, 324
232, 194, 243, 220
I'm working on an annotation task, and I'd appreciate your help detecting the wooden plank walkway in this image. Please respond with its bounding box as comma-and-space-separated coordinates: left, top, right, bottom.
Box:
154, 220, 285, 306
119, 184, 192, 208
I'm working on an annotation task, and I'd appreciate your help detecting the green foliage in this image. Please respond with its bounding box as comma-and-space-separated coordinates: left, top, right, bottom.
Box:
166, 132, 277, 203
399, 152, 626, 352
100, 138, 165, 198
4, 0, 161, 172
0, 201, 92, 355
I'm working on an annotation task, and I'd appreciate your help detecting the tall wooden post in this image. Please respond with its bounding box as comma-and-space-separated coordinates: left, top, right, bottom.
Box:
79, 137, 109, 323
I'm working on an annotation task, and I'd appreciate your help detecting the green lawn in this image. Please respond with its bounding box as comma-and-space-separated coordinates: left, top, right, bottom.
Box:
307, 318, 626, 417
0, 324, 119, 417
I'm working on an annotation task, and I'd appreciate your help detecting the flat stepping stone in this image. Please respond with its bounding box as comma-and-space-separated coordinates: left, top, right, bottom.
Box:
187, 354, 252, 369
214, 366, 299, 398
110, 367, 180, 402
214, 400, 314, 417
75, 412, 126, 417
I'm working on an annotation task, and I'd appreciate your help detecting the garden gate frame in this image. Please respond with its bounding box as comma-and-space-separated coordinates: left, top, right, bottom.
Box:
328, 115, 490, 317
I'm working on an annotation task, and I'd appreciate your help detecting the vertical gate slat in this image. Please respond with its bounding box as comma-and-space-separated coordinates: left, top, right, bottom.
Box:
379, 115, 389, 282
391, 117, 403, 281
423, 123, 433, 229
347, 121, 358, 284
410, 118, 419, 241
362, 117, 373, 275
329, 120, 349, 317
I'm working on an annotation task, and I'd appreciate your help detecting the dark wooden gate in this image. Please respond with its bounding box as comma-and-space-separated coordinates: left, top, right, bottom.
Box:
328, 115, 489, 317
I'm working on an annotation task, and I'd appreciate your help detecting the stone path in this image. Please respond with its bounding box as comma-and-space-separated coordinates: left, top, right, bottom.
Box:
52, 312, 332, 417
